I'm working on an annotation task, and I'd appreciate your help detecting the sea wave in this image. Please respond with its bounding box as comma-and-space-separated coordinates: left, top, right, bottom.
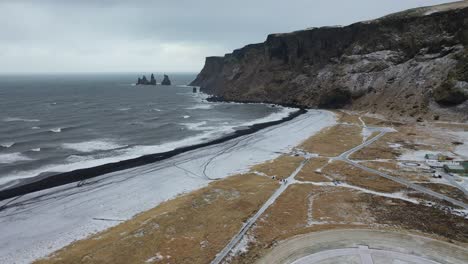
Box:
3, 117, 40, 122
117, 107, 131, 111
240, 107, 297, 126
0, 142, 15, 148
0, 106, 298, 186
0, 153, 32, 164
49, 128, 62, 133
185, 104, 213, 110
182, 121, 209, 131
62, 140, 127, 153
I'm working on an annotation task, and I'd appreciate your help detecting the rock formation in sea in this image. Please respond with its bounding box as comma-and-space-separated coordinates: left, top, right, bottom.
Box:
136, 74, 157, 85
161, 74, 172, 86
191, 2, 468, 121
150, 74, 157, 85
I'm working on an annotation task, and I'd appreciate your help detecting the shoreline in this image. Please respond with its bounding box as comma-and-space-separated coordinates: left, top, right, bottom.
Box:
0, 107, 306, 201
0, 110, 336, 264
206, 95, 312, 109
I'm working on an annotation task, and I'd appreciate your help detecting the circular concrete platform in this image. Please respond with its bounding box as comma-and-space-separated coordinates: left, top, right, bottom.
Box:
256, 229, 468, 264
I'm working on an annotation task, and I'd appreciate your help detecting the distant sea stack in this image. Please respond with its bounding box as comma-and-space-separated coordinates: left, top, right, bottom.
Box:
161, 74, 172, 86
137, 74, 157, 85
191, 2, 468, 121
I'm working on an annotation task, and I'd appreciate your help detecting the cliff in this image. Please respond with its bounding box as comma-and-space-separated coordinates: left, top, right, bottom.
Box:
191, 1, 468, 121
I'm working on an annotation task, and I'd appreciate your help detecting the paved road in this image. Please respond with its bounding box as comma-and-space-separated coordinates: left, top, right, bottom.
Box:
291, 246, 442, 264
258, 229, 468, 264
210, 124, 468, 263
337, 127, 468, 210
440, 171, 468, 197
210, 159, 310, 264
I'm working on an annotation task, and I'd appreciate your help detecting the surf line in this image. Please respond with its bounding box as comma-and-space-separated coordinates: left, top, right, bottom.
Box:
0, 108, 306, 201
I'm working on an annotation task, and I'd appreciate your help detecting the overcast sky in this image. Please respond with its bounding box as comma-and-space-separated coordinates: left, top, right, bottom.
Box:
0, 0, 453, 73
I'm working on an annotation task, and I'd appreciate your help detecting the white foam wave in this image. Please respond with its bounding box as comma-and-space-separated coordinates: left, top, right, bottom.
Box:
3, 117, 39, 122
152, 108, 162, 112
31, 126, 41, 130
182, 121, 209, 131
185, 104, 213, 110
239, 107, 297, 127
183, 115, 190, 119
62, 140, 126, 153
31, 148, 41, 152
1, 142, 15, 148
117, 107, 131, 111
50, 128, 62, 133
0, 153, 32, 164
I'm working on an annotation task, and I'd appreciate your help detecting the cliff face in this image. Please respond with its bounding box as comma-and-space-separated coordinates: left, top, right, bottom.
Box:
191, 2, 468, 121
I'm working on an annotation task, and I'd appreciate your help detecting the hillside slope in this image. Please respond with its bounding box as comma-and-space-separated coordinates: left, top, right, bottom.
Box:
191, 1, 468, 121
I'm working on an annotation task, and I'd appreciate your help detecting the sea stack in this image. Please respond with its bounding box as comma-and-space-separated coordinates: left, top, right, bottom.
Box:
150, 74, 157, 85
161, 74, 171, 86
136, 74, 157, 85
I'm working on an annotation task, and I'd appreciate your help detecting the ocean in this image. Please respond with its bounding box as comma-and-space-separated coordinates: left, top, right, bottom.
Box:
0, 73, 293, 190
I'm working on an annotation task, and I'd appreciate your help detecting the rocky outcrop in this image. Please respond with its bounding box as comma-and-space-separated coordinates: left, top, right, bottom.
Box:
191, 2, 468, 121
161, 74, 172, 85
150, 74, 157, 85
136, 74, 156, 85
137, 74, 157, 85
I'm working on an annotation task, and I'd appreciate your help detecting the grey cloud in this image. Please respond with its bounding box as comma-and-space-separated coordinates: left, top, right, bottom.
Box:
0, 0, 453, 72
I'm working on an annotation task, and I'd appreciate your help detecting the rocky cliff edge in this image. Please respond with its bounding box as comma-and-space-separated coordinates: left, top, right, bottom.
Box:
191, 1, 468, 121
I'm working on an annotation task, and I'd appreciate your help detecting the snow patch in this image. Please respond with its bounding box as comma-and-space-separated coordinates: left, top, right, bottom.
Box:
449, 131, 468, 159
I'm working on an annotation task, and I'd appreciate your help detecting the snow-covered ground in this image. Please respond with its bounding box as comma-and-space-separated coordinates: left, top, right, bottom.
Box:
0, 110, 336, 264
450, 131, 468, 160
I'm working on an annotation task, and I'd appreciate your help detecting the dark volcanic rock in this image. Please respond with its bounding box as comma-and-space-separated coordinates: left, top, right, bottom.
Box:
137, 74, 156, 85
161, 74, 172, 86
150, 74, 157, 85
191, 2, 468, 121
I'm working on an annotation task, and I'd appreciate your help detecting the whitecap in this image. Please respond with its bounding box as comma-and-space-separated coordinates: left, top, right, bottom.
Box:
183, 115, 190, 119
50, 128, 62, 133
182, 121, 209, 131
185, 104, 213, 110
1, 142, 15, 148
152, 108, 162, 112
118, 107, 131, 111
0, 153, 32, 164
62, 140, 127, 152
3, 117, 40, 122
238, 107, 297, 127
31, 148, 41, 152
31, 126, 41, 130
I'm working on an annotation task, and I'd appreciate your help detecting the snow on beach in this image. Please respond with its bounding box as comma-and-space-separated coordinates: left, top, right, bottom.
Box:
0, 110, 336, 264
